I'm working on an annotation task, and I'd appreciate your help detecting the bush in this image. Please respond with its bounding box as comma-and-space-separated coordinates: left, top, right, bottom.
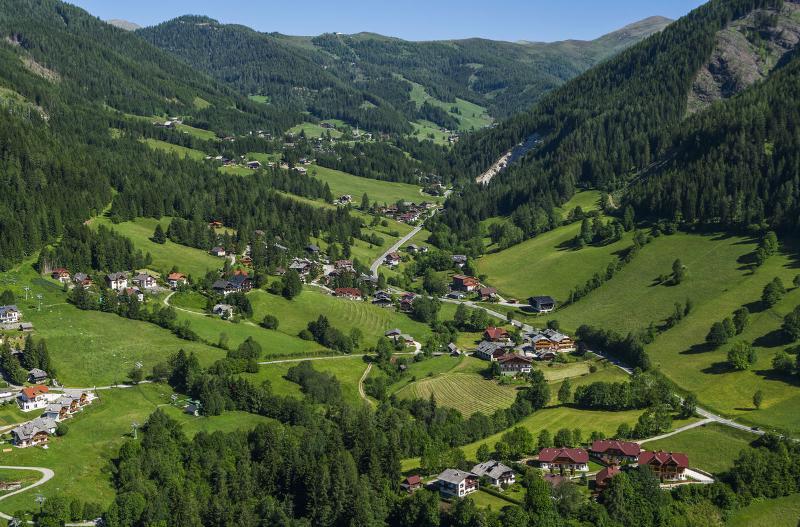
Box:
261, 314, 279, 330
56, 422, 69, 437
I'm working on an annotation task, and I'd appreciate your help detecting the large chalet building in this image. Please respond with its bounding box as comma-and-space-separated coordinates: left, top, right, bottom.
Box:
590, 439, 642, 464
638, 451, 689, 481
538, 447, 590, 473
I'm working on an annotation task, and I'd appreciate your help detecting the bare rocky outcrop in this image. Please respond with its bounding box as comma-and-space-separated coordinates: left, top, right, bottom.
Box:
688, 0, 800, 114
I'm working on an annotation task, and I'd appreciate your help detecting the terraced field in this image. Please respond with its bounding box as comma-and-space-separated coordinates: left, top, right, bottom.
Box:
395, 372, 519, 416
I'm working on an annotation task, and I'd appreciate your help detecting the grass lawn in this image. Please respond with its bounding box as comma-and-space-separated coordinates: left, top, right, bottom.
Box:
476, 221, 632, 302
468, 489, 517, 510
89, 216, 222, 278
192, 96, 211, 110
249, 289, 432, 349
411, 121, 450, 146
288, 121, 343, 139
240, 355, 370, 405
169, 291, 208, 311
247, 94, 269, 104
0, 403, 31, 428
554, 190, 602, 219
308, 164, 438, 205
727, 493, 800, 527
0, 384, 274, 514
176, 123, 217, 141
407, 79, 492, 131
644, 423, 755, 474
218, 165, 253, 176
141, 138, 206, 161
171, 307, 324, 359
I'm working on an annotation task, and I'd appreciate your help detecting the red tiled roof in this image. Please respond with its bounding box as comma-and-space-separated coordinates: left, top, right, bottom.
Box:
595, 465, 621, 485
484, 326, 509, 340
168, 272, 186, 280
405, 475, 422, 485
538, 447, 589, 464
638, 451, 689, 469
590, 439, 641, 457
21, 385, 48, 399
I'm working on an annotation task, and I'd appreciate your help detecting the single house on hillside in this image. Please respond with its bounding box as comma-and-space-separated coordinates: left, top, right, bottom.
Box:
212, 304, 234, 317
538, 448, 590, 473
478, 287, 497, 301
451, 274, 479, 292
167, 272, 187, 289
401, 475, 423, 493
211, 246, 226, 257
452, 255, 467, 267
0, 305, 20, 324
335, 288, 362, 300
471, 460, 515, 487
17, 385, 50, 412
484, 326, 510, 342
474, 341, 513, 361
51, 268, 71, 283
106, 272, 128, 291
132, 273, 157, 290
11, 417, 57, 448
529, 296, 556, 313
437, 469, 478, 498
27, 368, 48, 384
497, 354, 532, 376
595, 465, 622, 490
638, 451, 689, 481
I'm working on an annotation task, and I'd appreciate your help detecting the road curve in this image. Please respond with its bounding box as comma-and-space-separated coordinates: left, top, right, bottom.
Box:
358, 363, 374, 406
370, 210, 437, 278
0, 466, 55, 520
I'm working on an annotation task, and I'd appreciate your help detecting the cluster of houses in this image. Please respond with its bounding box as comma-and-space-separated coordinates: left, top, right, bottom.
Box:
11, 385, 95, 448
473, 325, 576, 373
375, 202, 436, 224
423, 440, 690, 499
212, 272, 253, 297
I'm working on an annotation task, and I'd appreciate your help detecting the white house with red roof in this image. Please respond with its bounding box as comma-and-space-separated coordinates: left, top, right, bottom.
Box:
17, 385, 51, 412
538, 447, 590, 472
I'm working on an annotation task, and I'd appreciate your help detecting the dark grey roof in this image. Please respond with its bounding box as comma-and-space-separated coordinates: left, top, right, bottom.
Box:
438, 469, 475, 485
471, 460, 513, 480
12, 417, 57, 441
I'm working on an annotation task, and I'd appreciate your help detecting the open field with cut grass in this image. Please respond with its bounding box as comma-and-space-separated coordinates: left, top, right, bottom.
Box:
468, 489, 518, 510
176, 123, 217, 141
240, 355, 370, 405
727, 493, 800, 527
0, 383, 274, 514
141, 138, 206, 161
407, 79, 492, 131
90, 216, 222, 278
554, 190, 602, 219
411, 120, 450, 146
645, 423, 755, 474
308, 164, 440, 205
249, 289, 433, 347
247, 94, 269, 104
477, 220, 632, 302
170, 305, 324, 359
288, 121, 343, 138
395, 370, 520, 416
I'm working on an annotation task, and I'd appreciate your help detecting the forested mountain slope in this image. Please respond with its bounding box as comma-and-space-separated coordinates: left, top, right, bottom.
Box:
0, 0, 323, 269
138, 15, 669, 133
437, 0, 792, 244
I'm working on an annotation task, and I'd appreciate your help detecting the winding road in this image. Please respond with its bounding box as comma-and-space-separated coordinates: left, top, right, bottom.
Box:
0, 466, 54, 521
370, 210, 437, 278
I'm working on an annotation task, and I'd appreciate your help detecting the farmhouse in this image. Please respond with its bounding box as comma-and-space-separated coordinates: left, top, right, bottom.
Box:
336, 194, 353, 205
289, 258, 313, 277
452, 255, 468, 267
384, 252, 402, 267
167, 272, 187, 289
372, 291, 393, 308
212, 304, 234, 317
132, 273, 157, 290
595, 465, 622, 490
448, 342, 460, 356
335, 260, 354, 272
590, 439, 641, 464
451, 275, 479, 292
27, 368, 48, 384
398, 293, 415, 312
212, 280, 236, 296
529, 296, 556, 313
437, 469, 478, 498
538, 448, 590, 473
471, 460, 515, 487
335, 288, 362, 300
478, 287, 497, 301
211, 246, 226, 257
51, 268, 71, 283
106, 272, 128, 291
474, 341, 513, 361
484, 326, 510, 342
228, 274, 252, 292
0, 305, 21, 324
123, 287, 145, 302
497, 354, 532, 376
11, 417, 57, 448
527, 329, 575, 352
306, 244, 320, 255
73, 272, 93, 288
294, 167, 308, 175
246, 160, 262, 169
17, 385, 50, 412
638, 451, 689, 481
401, 474, 423, 493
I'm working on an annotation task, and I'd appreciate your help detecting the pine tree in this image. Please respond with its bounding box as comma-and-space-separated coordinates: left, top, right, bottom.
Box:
152, 223, 167, 244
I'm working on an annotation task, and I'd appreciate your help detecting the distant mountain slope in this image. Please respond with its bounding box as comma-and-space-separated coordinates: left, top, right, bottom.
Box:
107, 19, 141, 31
138, 15, 669, 132
436, 0, 792, 243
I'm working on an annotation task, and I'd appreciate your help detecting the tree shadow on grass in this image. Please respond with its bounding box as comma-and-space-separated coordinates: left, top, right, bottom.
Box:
743, 300, 766, 314
752, 329, 789, 349
753, 369, 800, 387
701, 361, 733, 375
680, 342, 715, 355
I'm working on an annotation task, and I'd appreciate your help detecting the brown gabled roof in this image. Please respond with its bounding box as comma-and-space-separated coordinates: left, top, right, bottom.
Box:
167, 272, 186, 280
484, 326, 509, 340
590, 439, 641, 457
595, 465, 621, 485
335, 287, 362, 298
538, 447, 589, 464
638, 451, 689, 469
497, 354, 532, 365
405, 475, 422, 485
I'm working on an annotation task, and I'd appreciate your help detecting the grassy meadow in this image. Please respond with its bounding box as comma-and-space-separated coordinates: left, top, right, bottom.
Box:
727, 493, 800, 527
141, 138, 206, 161
644, 423, 755, 474
89, 216, 222, 278
309, 164, 438, 205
